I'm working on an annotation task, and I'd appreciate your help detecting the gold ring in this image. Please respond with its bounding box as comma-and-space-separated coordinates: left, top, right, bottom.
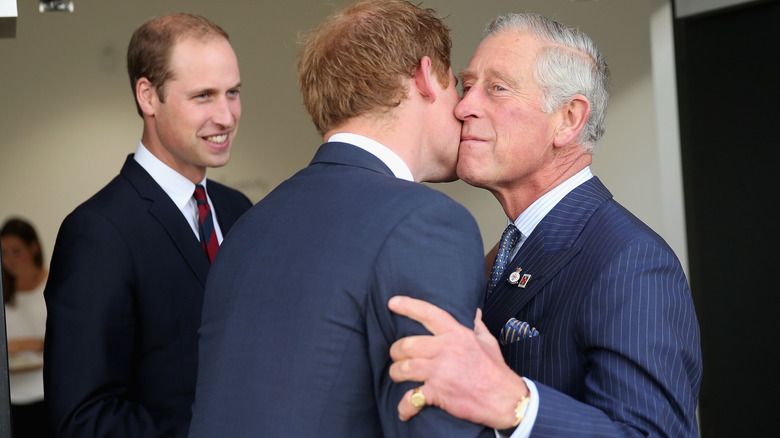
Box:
410, 387, 427, 408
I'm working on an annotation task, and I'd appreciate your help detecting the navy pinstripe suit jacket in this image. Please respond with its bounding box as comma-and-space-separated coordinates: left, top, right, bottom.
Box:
483, 177, 702, 437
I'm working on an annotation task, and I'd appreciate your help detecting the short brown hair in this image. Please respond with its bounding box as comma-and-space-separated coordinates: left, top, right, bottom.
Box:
127, 13, 229, 117
297, 0, 452, 136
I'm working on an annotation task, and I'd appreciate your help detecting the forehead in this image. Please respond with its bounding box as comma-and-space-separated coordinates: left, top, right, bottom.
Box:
460, 31, 543, 81
167, 36, 239, 80
1, 235, 25, 247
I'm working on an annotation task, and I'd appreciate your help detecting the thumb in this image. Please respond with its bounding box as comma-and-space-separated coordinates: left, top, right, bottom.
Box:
474, 314, 503, 363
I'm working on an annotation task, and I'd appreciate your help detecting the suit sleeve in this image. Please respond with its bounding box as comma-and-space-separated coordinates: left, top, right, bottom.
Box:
366, 196, 495, 438
44, 209, 185, 438
530, 240, 702, 437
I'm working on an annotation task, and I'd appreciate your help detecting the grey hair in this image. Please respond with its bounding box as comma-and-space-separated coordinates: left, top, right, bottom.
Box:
484, 13, 609, 153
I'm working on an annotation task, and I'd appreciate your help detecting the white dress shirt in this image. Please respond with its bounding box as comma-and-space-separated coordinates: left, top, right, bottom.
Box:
133, 142, 225, 244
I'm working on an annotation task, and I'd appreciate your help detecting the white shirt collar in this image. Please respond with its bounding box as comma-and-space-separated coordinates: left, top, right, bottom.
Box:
509, 167, 593, 255
327, 133, 415, 182
133, 142, 222, 243
133, 142, 205, 208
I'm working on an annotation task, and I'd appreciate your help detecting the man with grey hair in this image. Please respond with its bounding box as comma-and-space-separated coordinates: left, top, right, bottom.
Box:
387, 12, 702, 437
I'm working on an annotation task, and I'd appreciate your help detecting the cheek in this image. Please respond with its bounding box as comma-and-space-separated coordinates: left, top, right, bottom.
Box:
3, 254, 19, 268
166, 101, 205, 127
457, 143, 489, 172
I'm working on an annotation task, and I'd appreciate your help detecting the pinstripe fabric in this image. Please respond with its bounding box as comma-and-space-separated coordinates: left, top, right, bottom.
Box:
484, 177, 702, 437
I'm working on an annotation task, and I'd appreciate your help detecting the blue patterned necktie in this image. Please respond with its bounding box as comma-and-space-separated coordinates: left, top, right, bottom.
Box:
487, 224, 520, 297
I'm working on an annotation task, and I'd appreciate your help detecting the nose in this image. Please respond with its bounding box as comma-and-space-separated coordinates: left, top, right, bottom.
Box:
455, 87, 481, 122
212, 96, 240, 128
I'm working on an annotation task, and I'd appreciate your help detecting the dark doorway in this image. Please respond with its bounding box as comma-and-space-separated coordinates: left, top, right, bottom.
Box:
674, 1, 780, 436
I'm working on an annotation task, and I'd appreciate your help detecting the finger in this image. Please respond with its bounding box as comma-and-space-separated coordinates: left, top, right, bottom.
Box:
388, 296, 461, 336
474, 307, 482, 325
397, 386, 426, 421
474, 314, 504, 363
388, 357, 432, 383
389, 335, 440, 361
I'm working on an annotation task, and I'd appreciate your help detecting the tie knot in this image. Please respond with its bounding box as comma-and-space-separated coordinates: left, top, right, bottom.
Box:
194, 185, 208, 203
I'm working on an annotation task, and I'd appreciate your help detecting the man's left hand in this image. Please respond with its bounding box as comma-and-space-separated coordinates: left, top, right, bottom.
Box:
388, 296, 527, 429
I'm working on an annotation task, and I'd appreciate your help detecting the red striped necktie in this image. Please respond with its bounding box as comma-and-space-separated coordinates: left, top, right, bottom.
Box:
194, 185, 219, 263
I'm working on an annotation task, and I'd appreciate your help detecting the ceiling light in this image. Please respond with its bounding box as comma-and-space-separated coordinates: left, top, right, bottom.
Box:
39, 0, 74, 13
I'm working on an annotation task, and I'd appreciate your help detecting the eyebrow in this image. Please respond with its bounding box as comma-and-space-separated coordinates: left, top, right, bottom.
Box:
458, 68, 521, 89
191, 82, 242, 96
458, 68, 475, 84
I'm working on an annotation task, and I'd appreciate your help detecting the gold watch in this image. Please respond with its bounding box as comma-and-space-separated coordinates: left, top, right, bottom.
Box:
511, 395, 531, 426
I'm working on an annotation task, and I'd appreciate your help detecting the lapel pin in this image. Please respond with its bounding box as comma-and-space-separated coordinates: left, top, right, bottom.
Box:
518, 273, 532, 288
508, 268, 522, 285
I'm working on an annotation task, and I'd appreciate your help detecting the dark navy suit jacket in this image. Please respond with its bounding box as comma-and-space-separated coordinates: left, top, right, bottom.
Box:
483, 177, 702, 437
189, 142, 494, 437
44, 155, 252, 438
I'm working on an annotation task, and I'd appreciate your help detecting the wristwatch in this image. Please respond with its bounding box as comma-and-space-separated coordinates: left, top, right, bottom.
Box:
498, 395, 530, 436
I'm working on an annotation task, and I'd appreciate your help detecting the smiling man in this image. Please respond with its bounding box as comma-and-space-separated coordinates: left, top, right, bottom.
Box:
388, 12, 702, 438
43, 13, 252, 438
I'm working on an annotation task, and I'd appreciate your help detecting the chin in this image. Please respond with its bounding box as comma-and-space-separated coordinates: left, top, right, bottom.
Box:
456, 166, 481, 187
206, 152, 232, 168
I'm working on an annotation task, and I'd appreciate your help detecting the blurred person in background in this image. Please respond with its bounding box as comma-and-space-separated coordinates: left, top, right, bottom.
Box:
2, 217, 50, 438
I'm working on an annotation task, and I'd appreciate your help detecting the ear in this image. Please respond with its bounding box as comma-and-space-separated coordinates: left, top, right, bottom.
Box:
136, 77, 158, 117
553, 95, 590, 148
412, 56, 438, 104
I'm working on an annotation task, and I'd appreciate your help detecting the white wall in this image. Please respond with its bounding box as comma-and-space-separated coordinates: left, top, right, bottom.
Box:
0, 0, 686, 273
0, 0, 16, 18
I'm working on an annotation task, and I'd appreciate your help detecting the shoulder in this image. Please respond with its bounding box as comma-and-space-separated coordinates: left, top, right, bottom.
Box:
590, 199, 676, 255
386, 178, 470, 210
65, 174, 138, 223
383, 182, 480, 235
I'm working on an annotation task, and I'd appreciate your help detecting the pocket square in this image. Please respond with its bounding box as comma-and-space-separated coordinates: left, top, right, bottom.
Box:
499, 318, 539, 346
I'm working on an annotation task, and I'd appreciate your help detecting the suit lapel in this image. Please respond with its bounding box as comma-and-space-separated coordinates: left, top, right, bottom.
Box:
121, 156, 211, 286
483, 177, 613, 337
483, 229, 581, 338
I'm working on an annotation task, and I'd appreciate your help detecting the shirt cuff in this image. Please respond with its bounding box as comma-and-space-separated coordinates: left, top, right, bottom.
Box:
493, 378, 539, 438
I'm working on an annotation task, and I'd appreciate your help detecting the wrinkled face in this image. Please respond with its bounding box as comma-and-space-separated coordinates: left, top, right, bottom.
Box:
455, 31, 559, 192
147, 37, 242, 183
1, 235, 38, 277
421, 68, 463, 183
